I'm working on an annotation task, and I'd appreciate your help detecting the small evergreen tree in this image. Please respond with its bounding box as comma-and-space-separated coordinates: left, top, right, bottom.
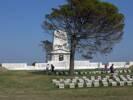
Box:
41, 40, 52, 62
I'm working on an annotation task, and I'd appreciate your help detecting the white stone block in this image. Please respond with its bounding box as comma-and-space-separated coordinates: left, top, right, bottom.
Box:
82, 76, 87, 79
128, 70, 132, 73
124, 70, 127, 73
72, 79, 77, 83
58, 83, 65, 89
119, 70, 123, 73
126, 75, 130, 77
115, 77, 121, 82
91, 76, 95, 81
119, 81, 125, 86
65, 79, 71, 82
93, 82, 100, 87
127, 77, 133, 81
102, 78, 108, 81
69, 83, 75, 88
52, 79, 57, 83
127, 81, 132, 86
75, 77, 79, 80
93, 71, 97, 74
55, 81, 60, 86
102, 81, 108, 87
78, 83, 84, 88
84, 72, 88, 75
78, 79, 84, 83
111, 81, 117, 86
97, 76, 102, 80
94, 80, 99, 83
97, 71, 101, 74
64, 81, 70, 85
108, 79, 113, 84
86, 82, 92, 87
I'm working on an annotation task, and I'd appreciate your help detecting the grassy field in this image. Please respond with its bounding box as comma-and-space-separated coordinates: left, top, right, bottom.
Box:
0, 71, 133, 100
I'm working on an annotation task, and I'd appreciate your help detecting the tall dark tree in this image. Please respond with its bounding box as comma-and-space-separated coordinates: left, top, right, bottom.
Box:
42, 0, 124, 75
41, 40, 52, 62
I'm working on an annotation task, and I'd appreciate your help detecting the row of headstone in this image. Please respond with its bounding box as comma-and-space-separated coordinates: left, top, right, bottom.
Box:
54, 69, 132, 76
52, 75, 133, 89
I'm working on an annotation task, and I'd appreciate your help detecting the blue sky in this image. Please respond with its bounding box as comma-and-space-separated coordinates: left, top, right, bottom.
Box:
0, 0, 133, 64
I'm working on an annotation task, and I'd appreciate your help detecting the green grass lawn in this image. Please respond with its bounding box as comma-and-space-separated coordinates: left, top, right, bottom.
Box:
0, 71, 133, 100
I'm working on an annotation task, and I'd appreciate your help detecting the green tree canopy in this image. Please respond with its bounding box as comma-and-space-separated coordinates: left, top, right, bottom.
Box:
42, 0, 124, 75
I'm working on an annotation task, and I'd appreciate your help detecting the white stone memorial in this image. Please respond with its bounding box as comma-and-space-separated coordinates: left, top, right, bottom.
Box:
51, 30, 70, 62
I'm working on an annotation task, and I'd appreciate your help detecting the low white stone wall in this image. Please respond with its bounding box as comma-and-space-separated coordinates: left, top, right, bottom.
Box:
88, 62, 99, 69
74, 61, 90, 69
99, 62, 105, 68
48, 61, 101, 70
1, 61, 132, 70
35, 63, 47, 70
129, 61, 133, 66
108, 62, 127, 68
2, 63, 27, 70
1, 63, 47, 70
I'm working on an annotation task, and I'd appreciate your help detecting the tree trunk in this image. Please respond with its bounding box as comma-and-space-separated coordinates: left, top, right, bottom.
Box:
69, 34, 76, 75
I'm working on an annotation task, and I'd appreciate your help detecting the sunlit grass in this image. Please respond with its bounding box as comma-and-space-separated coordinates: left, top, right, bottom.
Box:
0, 71, 132, 100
